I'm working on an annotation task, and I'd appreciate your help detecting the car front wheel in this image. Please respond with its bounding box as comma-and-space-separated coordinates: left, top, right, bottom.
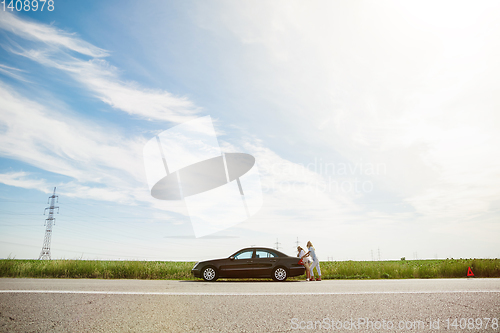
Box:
273, 267, 288, 282
202, 266, 218, 282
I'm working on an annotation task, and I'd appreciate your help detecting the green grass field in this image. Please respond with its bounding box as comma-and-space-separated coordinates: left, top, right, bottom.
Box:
0, 258, 498, 280
319, 258, 500, 279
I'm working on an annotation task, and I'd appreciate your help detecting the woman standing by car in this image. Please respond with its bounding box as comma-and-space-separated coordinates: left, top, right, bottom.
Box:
297, 246, 312, 281
306, 241, 321, 281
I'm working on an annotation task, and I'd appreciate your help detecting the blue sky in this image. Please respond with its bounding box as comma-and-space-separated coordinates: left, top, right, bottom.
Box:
1, 1, 499, 261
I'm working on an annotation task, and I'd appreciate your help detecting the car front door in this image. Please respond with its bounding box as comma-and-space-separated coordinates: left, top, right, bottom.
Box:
219, 249, 255, 278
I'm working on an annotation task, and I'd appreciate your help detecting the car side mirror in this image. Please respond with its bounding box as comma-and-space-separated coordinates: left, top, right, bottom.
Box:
229, 256, 235, 260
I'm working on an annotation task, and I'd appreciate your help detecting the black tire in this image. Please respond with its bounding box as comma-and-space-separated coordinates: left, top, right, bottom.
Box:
272, 267, 288, 282
201, 266, 218, 282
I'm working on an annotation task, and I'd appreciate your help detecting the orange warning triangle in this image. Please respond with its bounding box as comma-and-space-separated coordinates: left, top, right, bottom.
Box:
467, 267, 474, 277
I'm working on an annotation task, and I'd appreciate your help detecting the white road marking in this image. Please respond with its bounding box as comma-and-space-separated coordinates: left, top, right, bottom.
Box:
0, 290, 498, 295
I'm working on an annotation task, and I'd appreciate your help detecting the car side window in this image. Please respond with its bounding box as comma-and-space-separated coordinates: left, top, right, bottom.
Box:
234, 250, 253, 259
255, 250, 276, 258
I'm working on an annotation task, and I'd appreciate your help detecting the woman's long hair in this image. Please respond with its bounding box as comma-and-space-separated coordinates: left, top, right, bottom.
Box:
306, 241, 315, 250
297, 246, 304, 257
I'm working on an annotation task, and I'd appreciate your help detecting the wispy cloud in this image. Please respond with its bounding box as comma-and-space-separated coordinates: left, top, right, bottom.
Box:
0, 11, 108, 57
0, 64, 30, 82
0, 171, 49, 192
0, 11, 199, 124
0, 12, 204, 204
0, 81, 149, 204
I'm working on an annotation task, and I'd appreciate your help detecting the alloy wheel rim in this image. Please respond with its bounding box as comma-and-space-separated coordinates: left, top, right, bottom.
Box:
204, 268, 215, 280
275, 268, 286, 280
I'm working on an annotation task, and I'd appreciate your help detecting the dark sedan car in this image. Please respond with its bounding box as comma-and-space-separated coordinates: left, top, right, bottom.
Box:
191, 247, 305, 282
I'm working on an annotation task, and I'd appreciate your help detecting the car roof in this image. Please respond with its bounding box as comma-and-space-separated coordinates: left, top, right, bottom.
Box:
232, 247, 290, 257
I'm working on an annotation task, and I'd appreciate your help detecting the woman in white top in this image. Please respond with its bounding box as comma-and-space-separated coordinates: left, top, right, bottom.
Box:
297, 246, 312, 281
306, 241, 321, 281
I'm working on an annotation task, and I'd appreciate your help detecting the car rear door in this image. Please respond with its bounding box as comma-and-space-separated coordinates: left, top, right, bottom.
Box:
252, 250, 278, 277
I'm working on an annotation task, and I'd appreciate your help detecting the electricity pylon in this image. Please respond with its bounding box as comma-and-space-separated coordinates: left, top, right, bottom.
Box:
38, 187, 59, 260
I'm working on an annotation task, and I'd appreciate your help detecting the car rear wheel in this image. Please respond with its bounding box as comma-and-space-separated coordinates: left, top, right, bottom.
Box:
273, 267, 288, 282
202, 266, 218, 282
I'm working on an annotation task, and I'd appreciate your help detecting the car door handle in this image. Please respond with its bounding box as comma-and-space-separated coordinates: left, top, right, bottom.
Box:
270, 260, 276, 262
246, 260, 253, 263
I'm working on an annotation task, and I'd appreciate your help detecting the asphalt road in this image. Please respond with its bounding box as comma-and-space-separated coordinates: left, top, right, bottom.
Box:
1, 278, 499, 332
